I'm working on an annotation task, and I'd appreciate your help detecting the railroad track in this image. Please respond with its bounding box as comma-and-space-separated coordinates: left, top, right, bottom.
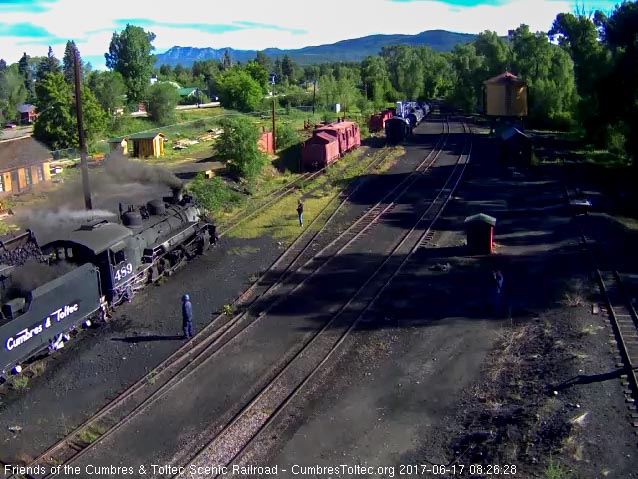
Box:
177, 120, 472, 478
6, 119, 448, 479
218, 165, 328, 238
217, 138, 399, 238
565, 186, 638, 431
0, 142, 386, 392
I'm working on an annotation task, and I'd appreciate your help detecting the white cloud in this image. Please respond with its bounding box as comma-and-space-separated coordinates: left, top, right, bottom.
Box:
0, 0, 616, 67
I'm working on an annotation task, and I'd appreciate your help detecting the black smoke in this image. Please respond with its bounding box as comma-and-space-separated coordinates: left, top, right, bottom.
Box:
104, 153, 184, 190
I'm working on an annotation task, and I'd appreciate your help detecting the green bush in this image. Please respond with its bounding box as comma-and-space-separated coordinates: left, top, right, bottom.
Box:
547, 112, 574, 132
186, 175, 242, 212
147, 83, 180, 124
605, 124, 627, 157
276, 122, 299, 150
216, 117, 267, 180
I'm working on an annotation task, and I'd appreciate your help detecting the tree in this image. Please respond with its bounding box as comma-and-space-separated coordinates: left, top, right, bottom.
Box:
37, 46, 61, 81
549, 12, 610, 141
273, 58, 283, 83
216, 117, 266, 179
159, 64, 172, 78
34, 72, 106, 149
417, 47, 454, 99
146, 82, 180, 124
255, 51, 271, 71
508, 24, 578, 127
281, 54, 295, 83
449, 43, 484, 111
62, 41, 81, 84
216, 68, 263, 112
72, 84, 108, 146
245, 60, 269, 93
361, 55, 388, 106
0, 59, 6, 72
0, 67, 27, 122
473, 31, 510, 80
33, 72, 75, 149
17, 52, 34, 99
222, 49, 232, 70
105, 24, 156, 105
597, 1, 638, 162
87, 70, 126, 115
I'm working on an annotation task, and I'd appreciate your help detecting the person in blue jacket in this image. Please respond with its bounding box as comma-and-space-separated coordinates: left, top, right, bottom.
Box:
182, 294, 194, 339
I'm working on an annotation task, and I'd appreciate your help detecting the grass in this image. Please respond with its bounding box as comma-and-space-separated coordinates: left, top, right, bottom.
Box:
12, 375, 29, 391
544, 458, 571, 479
0, 220, 18, 235
76, 424, 107, 445
222, 145, 402, 243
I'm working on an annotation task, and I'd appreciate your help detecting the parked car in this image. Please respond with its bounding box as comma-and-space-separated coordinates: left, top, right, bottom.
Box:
209, 94, 219, 102
3, 123, 17, 129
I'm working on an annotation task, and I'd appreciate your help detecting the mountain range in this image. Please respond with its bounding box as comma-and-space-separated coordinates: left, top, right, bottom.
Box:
154, 30, 476, 68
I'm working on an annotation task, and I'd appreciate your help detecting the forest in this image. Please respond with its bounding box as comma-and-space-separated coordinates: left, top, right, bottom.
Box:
0, 1, 636, 163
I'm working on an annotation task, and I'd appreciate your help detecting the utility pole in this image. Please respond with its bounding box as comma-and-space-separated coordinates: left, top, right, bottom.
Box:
270, 76, 277, 154
271, 96, 276, 154
312, 80, 316, 115
74, 47, 92, 210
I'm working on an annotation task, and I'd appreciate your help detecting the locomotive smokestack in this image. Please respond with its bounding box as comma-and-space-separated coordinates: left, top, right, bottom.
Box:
172, 186, 183, 204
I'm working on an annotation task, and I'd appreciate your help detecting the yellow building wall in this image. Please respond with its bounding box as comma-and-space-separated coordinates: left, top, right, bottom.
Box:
485, 83, 528, 117
2, 172, 11, 193
17, 168, 26, 190
42, 161, 51, 182
511, 85, 528, 116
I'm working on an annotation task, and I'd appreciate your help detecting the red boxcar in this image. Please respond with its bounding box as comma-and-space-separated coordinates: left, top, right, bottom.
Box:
301, 120, 361, 171
368, 110, 393, 133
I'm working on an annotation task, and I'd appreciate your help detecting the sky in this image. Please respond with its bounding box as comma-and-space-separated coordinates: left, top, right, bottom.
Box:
0, 0, 622, 70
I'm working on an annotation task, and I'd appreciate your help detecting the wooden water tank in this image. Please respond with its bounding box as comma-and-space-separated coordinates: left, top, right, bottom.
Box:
483, 72, 528, 117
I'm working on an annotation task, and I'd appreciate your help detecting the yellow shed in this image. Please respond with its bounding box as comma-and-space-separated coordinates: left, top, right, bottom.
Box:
483, 72, 528, 117
128, 132, 165, 158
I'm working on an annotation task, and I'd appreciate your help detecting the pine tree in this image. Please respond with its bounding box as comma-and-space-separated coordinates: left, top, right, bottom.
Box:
222, 49, 232, 70
17, 52, 34, 99
63, 41, 81, 84
37, 46, 61, 81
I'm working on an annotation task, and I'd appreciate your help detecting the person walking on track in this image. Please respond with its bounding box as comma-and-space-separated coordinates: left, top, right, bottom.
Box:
297, 199, 304, 227
182, 294, 194, 339
493, 270, 504, 315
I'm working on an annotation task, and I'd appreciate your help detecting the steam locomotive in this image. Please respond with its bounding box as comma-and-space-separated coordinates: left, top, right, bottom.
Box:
385, 101, 432, 144
0, 187, 217, 378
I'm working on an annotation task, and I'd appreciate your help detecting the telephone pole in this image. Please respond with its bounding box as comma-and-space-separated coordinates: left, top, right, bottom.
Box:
74, 47, 92, 210
271, 77, 277, 154
312, 80, 316, 115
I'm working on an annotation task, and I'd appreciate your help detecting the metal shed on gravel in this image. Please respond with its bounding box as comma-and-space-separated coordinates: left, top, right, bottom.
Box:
499, 127, 532, 166
465, 213, 496, 255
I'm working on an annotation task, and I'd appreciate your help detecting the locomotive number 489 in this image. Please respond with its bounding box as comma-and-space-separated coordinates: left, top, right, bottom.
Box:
114, 263, 134, 282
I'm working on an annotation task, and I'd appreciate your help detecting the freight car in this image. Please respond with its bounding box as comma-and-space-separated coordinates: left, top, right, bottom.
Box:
385, 101, 430, 144
301, 120, 361, 171
0, 187, 216, 378
368, 110, 393, 133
